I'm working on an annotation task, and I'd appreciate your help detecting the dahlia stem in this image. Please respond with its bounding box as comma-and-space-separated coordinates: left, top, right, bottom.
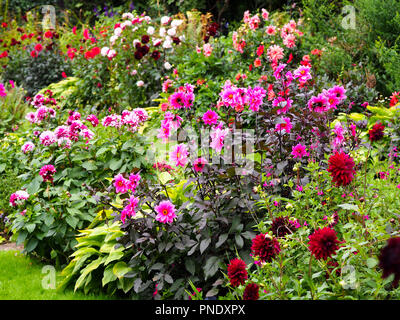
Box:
308, 254, 315, 300
363, 145, 371, 200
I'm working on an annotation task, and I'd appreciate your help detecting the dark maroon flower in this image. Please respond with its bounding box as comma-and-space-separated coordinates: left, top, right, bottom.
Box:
271, 216, 296, 237
327, 152, 356, 187
135, 42, 141, 49
151, 50, 161, 60
172, 37, 180, 45
227, 258, 247, 287
134, 50, 143, 60
243, 283, 259, 300
251, 234, 280, 262
308, 227, 340, 260
369, 122, 385, 142
203, 35, 210, 43
379, 237, 400, 288
139, 45, 149, 55
141, 34, 150, 44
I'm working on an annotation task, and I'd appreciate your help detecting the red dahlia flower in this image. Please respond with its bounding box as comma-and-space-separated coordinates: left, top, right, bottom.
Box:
243, 283, 260, 300
378, 237, 400, 288
327, 152, 355, 187
368, 122, 385, 142
251, 234, 281, 262
227, 258, 248, 287
308, 227, 340, 260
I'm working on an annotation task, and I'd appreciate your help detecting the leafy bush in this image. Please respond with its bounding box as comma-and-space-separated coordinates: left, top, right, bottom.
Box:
59, 217, 132, 295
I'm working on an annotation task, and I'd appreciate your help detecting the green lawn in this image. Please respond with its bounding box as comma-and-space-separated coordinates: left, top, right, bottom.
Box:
0, 250, 113, 300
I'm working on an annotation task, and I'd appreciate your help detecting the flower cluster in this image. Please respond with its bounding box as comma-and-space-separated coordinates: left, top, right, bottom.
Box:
218, 81, 266, 112
102, 108, 149, 133
308, 85, 347, 113
9, 190, 29, 207
39, 164, 56, 183
167, 83, 195, 110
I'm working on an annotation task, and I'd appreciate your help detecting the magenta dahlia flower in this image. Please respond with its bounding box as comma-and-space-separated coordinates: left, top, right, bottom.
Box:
121, 196, 139, 224
291, 143, 309, 159
113, 173, 130, 194
193, 157, 208, 172
155, 200, 177, 224
202, 110, 219, 125
39, 165, 56, 183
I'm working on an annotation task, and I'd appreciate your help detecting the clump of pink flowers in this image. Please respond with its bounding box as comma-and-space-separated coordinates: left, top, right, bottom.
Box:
9, 190, 29, 207
39, 165, 56, 183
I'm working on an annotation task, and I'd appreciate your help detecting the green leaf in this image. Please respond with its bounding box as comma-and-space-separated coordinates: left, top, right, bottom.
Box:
25, 223, 36, 233
96, 147, 108, 157
235, 234, 244, 248
66, 215, 79, 229
109, 159, 123, 171
158, 171, 172, 185
216, 234, 228, 248
25, 238, 38, 253
185, 259, 196, 275
366, 258, 378, 268
200, 239, 211, 254
81, 161, 98, 171
204, 256, 220, 280
102, 265, 118, 286
337, 203, 359, 212
113, 261, 131, 279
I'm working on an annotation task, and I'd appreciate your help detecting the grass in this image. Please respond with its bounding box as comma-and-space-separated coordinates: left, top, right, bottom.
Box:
0, 250, 114, 300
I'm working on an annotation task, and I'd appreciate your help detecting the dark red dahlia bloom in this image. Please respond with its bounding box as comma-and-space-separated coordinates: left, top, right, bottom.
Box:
172, 37, 181, 45
134, 50, 143, 60
227, 258, 248, 287
271, 216, 296, 238
243, 283, 259, 300
378, 237, 400, 288
327, 152, 356, 187
308, 227, 340, 260
251, 234, 281, 262
139, 45, 149, 55
369, 122, 385, 142
151, 50, 161, 60
141, 34, 150, 44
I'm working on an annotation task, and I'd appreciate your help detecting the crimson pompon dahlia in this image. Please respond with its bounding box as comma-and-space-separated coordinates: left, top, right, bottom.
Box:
227, 258, 248, 287
327, 152, 355, 187
251, 234, 281, 262
308, 227, 340, 260
368, 122, 385, 142
243, 283, 260, 300
378, 237, 400, 288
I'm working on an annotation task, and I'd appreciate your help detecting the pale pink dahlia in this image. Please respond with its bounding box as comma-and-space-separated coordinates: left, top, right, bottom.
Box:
170, 143, 189, 167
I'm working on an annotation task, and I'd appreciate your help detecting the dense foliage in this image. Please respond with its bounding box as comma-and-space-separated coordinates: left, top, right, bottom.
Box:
1, 2, 400, 301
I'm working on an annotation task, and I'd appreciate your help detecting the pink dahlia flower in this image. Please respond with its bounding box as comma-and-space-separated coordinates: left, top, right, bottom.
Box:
155, 200, 177, 224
